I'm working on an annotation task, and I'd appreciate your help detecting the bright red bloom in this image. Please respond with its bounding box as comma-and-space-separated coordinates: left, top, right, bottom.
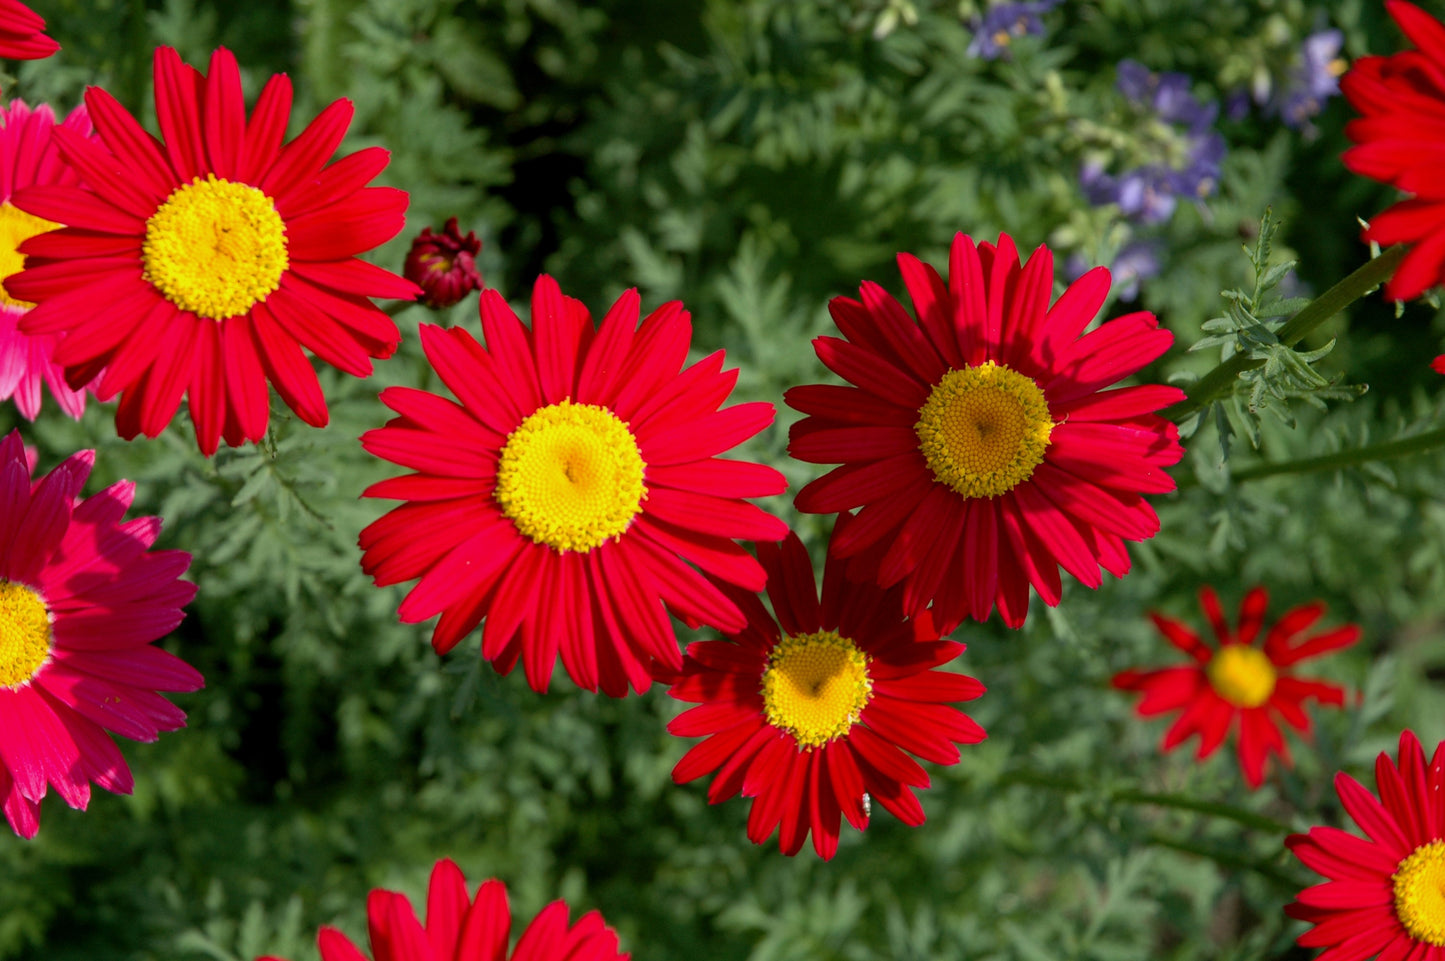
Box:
260, 858, 628, 961
5, 46, 421, 455
405, 217, 482, 309
1112, 585, 1359, 789
1343, 1, 1445, 300
667, 516, 986, 859
0, 0, 58, 60
1433, 354, 1445, 375
0, 430, 200, 838
0, 99, 102, 420
359, 275, 787, 697
1286, 731, 1445, 960
787, 232, 1183, 631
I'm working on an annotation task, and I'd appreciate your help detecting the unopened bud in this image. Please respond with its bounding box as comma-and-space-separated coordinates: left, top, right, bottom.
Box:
404, 218, 482, 309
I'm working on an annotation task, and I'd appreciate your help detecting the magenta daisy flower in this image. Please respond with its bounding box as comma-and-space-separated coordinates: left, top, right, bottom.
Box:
0, 99, 101, 419
360, 275, 787, 696
787, 232, 1184, 630
0, 430, 200, 837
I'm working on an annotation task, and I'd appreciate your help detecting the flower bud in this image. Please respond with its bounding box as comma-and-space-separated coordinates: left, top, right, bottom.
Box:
404, 218, 481, 309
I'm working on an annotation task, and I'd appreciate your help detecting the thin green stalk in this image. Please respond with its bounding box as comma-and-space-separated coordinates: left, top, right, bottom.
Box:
999, 770, 1290, 834
1166, 244, 1407, 424
1227, 426, 1445, 484
1144, 833, 1304, 891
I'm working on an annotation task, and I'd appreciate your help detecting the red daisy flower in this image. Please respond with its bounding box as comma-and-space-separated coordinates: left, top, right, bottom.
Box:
0, 98, 103, 420
0, 0, 58, 61
787, 232, 1183, 631
260, 857, 628, 961
1343, 1, 1445, 300
359, 275, 787, 697
5, 46, 420, 455
1112, 585, 1359, 789
0, 430, 201, 838
1286, 730, 1445, 960
666, 515, 986, 859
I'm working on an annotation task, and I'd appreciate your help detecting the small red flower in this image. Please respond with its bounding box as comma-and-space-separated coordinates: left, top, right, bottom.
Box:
667, 515, 986, 859
1286, 731, 1445, 960
0, 0, 58, 61
1112, 586, 1359, 789
1432, 354, 1445, 375
404, 217, 482, 308
1343, 1, 1445, 300
260, 857, 628, 961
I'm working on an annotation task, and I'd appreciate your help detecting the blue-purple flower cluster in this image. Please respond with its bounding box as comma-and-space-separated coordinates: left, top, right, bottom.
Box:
1079, 60, 1226, 225
1228, 30, 1345, 135
966, 0, 1061, 60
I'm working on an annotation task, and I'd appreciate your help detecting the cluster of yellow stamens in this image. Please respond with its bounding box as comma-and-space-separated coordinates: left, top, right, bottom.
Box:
1205, 644, 1276, 709
142, 174, 289, 320
1394, 840, 1445, 946
0, 581, 52, 689
494, 399, 647, 553
915, 361, 1055, 499
0, 202, 60, 309
761, 631, 873, 749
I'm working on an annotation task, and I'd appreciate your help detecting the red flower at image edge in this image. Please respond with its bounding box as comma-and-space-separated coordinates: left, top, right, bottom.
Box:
1343, 1, 1445, 300
1287, 731, 1445, 960
0, 430, 200, 838
787, 232, 1183, 631
359, 275, 787, 697
259, 857, 628, 961
0, 0, 58, 60
1112, 586, 1359, 789
5, 46, 421, 455
667, 515, 986, 859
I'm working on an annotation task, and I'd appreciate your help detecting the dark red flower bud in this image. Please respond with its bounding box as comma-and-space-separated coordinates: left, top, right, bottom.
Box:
404, 218, 482, 309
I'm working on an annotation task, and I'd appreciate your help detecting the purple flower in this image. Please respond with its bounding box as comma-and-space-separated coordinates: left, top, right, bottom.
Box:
1116, 60, 1216, 131
966, 0, 1061, 60
1270, 30, 1346, 132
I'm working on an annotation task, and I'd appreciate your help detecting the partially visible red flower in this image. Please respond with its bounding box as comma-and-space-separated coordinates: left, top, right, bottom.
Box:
1112, 585, 1359, 789
0, 0, 58, 60
667, 515, 986, 859
405, 217, 481, 308
1286, 731, 1445, 961
786, 231, 1182, 632
360, 275, 787, 696
1432, 354, 1445, 375
260, 857, 628, 961
1343, 1, 1445, 300
6, 46, 420, 455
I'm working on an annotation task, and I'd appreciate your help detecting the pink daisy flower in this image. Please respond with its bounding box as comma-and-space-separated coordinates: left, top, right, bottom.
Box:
0, 99, 101, 419
0, 430, 201, 838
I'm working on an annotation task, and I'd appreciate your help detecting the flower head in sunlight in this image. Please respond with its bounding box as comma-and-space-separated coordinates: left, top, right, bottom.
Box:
5, 46, 421, 455
359, 275, 787, 697
787, 232, 1182, 631
0, 99, 102, 420
667, 515, 986, 859
0, 0, 58, 61
1287, 731, 1445, 960
0, 430, 200, 838
1343, 1, 1445, 299
260, 858, 629, 961
1112, 585, 1358, 789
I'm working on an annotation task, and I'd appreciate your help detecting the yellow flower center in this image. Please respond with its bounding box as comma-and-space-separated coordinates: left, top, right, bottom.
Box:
142, 174, 288, 320
1206, 644, 1276, 708
1395, 840, 1445, 946
494, 399, 647, 553
0, 581, 51, 689
0, 201, 60, 310
915, 362, 1055, 499
761, 631, 873, 749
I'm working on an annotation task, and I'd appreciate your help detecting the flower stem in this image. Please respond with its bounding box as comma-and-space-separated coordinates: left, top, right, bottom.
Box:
1165, 244, 1407, 424
999, 770, 1290, 833
1227, 426, 1445, 484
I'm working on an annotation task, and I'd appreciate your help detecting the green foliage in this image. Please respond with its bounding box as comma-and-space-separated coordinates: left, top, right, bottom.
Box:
1, 1, 1442, 960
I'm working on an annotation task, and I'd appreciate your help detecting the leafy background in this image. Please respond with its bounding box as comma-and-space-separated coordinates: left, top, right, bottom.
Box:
1, 0, 1443, 958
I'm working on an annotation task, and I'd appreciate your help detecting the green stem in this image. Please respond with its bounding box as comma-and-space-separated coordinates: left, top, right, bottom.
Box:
1227, 426, 1445, 484
999, 770, 1290, 834
1166, 244, 1407, 424
1144, 833, 1304, 891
